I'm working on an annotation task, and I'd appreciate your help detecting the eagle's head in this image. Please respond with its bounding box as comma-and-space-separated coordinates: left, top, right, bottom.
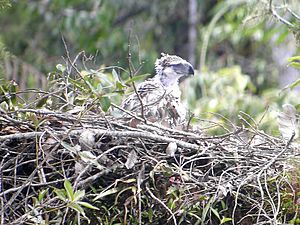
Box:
155, 53, 194, 87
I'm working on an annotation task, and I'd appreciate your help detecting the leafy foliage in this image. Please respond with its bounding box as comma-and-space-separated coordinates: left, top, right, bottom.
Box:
288, 55, 300, 89
1, 54, 300, 224
1, 0, 300, 224
0, 0, 11, 9
0, 0, 298, 80
183, 66, 298, 135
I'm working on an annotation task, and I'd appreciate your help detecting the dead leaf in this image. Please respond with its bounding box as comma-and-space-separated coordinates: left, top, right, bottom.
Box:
166, 142, 177, 157
277, 104, 298, 141
125, 150, 138, 169
79, 129, 96, 150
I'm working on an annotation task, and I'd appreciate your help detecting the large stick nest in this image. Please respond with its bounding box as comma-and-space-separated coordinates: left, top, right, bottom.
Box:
0, 106, 298, 225
0, 51, 299, 224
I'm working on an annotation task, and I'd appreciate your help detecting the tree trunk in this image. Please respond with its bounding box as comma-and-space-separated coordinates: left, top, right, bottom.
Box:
188, 0, 197, 66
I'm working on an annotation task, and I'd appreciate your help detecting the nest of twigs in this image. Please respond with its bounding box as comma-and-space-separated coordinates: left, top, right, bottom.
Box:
0, 107, 299, 225
1, 50, 299, 224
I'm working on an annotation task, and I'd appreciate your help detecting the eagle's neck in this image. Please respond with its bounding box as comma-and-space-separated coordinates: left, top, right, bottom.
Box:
155, 71, 180, 87
154, 73, 181, 98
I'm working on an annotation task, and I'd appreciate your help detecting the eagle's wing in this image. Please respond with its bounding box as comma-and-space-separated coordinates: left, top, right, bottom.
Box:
122, 78, 165, 116
122, 78, 186, 127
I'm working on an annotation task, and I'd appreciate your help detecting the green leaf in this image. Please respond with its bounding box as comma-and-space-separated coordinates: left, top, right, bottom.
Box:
77, 201, 99, 210
220, 217, 232, 224
10, 80, 18, 93
187, 212, 201, 221
38, 189, 48, 202
168, 197, 175, 210
36, 96, 48, 108
32, 197, 38, 206
287, 55, 300, 62
290, 78, 300, 90
69, 77, 87, 92
275, 30, 289, 44
116, 81, 126, 90
115, 178, 136, 184
64, 180, 74, 201
112, 69, 120, 82
125, 74, 149, 84
220, 200, 225, 209
69, 202, 85, 215
74, 190, 85, 202
288, 62, 300, 70
112, 69, 126, 90
94, 72, 114, 87
9, 81, 18, 105
201, 197, 214, 225
295, 104, 300, 111
211, 208, 220, 220
99, 96, 111, 112
93, 187, 119, 201
54, 188, 67, 201
0, 0, 11, 9
0, 101, 8, 112
60, 141, 80, 154
28, 113, 40, 128
84, 78, 96, 93
114, 186, 136, 205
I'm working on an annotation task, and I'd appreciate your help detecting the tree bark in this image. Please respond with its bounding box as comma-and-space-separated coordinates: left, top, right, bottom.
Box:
188, 0, 197, 66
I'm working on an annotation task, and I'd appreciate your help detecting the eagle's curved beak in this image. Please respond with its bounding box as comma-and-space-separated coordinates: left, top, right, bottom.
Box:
188, 63, 194, 76
183, 61, 194, 76
171, 61, 195, 77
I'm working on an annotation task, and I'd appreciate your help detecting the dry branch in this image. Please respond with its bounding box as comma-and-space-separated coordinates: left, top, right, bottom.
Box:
1, 106, 298, 224
1, 49, 299, 225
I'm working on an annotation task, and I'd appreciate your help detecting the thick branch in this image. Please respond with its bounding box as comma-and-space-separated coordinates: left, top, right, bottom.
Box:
0, 129, 200, 150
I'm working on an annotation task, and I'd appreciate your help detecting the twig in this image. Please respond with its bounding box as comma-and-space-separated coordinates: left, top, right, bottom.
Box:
269, 0, 295, 28
126, 30, 146, 122
76, 165, 121, 188
0, 131, 42, 142
137, 164, 144, 225
287, 7, 300, 20
81, 129, 200, 150
1, 98, 298, 224
146, 184, 177, 225
15, 108, 77, 122
61, 34, 84, 78
261, 132, 295, 172
74, 145, 128, 189
0, 153, 9, 225
111, 103, 145, 122
0, 128, 200, 150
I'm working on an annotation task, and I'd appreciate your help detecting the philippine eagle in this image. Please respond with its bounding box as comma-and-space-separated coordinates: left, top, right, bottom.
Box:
122, 53, 194, 128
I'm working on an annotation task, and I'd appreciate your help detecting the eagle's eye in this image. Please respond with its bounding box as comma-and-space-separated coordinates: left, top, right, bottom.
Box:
169, 63, 182, 69
172, 62, 194, 76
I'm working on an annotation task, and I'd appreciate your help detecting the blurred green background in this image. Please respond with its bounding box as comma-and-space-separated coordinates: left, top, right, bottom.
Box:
0, 0, 300, 134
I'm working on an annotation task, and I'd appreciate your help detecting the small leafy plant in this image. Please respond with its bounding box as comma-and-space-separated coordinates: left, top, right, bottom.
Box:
54, 180, 99, 223
287, 55, 300, 90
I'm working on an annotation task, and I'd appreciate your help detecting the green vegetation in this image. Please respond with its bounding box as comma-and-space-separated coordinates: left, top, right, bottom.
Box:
1, 0, 300, 224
